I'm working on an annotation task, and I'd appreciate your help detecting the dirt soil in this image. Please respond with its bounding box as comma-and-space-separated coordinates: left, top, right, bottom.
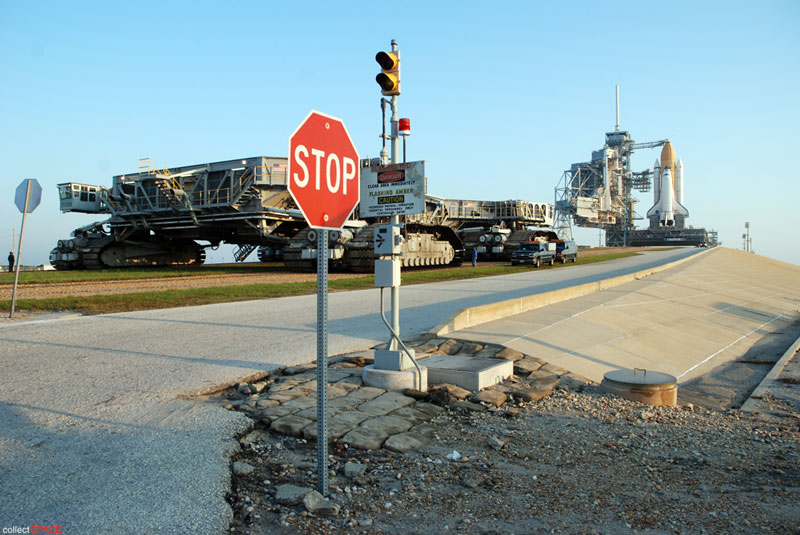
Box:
0, 248, 644, 301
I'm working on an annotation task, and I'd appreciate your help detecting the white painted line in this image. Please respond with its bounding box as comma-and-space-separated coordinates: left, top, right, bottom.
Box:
677, 313, 789, 380
504, 303, 606, 345
603, 291, 715, 309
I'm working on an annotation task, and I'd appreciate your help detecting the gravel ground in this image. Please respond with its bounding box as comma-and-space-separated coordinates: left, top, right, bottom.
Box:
223, 362, 800, 535
0, 271, 365, 300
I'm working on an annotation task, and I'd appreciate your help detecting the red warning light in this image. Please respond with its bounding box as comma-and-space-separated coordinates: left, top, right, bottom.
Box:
398, 118, 410, 136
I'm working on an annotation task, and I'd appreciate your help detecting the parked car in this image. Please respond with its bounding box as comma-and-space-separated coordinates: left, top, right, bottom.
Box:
510, 241, 556, 267
554, 240, 578, 263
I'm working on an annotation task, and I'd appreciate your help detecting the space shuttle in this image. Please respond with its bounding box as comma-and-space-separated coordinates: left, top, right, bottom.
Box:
646, 141, 688, 228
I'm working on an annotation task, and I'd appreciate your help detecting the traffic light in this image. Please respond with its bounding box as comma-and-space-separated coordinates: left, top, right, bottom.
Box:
375, 50, 400, 96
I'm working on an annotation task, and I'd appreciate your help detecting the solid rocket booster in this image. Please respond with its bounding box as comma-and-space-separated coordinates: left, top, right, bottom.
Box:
646, 141, 688, 226
653, 158, 661, 202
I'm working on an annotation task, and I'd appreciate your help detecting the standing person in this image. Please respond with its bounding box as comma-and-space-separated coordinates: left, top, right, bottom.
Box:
8, 251, 14, 273
471, 247, 478, 268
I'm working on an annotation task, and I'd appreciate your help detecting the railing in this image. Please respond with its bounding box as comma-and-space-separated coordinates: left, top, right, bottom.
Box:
445, 199, 553, 223
139, 158, 181, 190
126, 159, 290, 213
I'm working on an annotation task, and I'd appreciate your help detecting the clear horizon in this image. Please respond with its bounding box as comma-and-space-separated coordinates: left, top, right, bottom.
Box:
1, 1, 798, 267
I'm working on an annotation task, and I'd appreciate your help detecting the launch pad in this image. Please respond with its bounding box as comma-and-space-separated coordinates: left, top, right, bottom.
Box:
554, 87, 717, 248
628, 227, 709, 247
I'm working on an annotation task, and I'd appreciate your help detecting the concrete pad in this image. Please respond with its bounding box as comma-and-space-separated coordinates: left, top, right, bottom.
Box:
270, 415, 313, 437
430, 249, 709, 336
540, 363, 569, 376
328, 410, 374, 439
356, 391, 417, 416
390, 405, 436, 426
384, 432, 431, 453
340, 427, 388, 450
448, 248, 800, 385
473, 390, 507, 407
326, 383, 353, 399
496, 348, 525, 361
258, 404, 297, 423
412, 402, 445, 417
423, 354, 514, 391
358, 415, 413, 435
362, 364, 428, 392
514, 358, 543, 375
281, 395, 316, 410
430, 383, 472, 400
303, 409, 373, 440
343, 386, 386, 402
374, 348, 418, 371
474, 347, 501, 359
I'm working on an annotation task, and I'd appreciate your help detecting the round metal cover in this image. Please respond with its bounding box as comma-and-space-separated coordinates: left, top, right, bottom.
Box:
603, 368, 676, 388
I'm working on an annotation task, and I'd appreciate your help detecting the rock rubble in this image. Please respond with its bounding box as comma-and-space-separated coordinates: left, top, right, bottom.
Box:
212, 338, 799, 535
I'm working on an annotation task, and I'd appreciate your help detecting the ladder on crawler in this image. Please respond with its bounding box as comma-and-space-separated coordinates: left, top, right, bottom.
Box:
140, 157, 199, 225
140, 158, 181, 197
232, 167, 259, 209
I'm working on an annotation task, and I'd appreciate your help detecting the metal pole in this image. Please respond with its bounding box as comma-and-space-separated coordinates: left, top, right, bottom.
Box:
390, 99, 400, 350
9, 180, 31, 319
316, 229, 329, 496
389, 39, 401, 351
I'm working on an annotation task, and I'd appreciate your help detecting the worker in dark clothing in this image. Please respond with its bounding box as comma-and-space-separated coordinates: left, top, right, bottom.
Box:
8, 251, 14, 273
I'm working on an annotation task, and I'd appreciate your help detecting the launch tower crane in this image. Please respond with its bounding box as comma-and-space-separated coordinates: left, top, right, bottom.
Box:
554, 87, 670, 246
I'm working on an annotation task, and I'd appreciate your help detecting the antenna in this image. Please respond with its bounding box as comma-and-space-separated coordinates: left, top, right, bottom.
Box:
615, 85, 620, 132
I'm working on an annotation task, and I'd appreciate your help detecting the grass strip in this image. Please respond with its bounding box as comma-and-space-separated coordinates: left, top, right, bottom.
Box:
0, 263, 286, 285
1, 252, 639, 315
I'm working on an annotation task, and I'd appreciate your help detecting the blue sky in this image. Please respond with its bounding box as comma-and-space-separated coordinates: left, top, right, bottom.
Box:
1, 0, 798, 266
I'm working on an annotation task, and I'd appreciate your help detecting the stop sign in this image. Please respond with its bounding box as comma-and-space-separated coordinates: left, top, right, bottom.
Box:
15, 178, 42, 213
288, 110, 360, 229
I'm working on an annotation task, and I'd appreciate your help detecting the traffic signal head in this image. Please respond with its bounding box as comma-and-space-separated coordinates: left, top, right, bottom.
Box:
375, 50, 400, 96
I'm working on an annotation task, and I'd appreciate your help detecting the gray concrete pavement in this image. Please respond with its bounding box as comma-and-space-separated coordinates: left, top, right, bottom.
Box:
449, 248, 800, 386
0, 247, 701, 533
740, 332, 800, 414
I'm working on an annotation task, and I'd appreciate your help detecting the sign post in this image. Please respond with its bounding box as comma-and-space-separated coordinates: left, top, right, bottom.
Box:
288, 111, 359, 496
10, 178, 42, 319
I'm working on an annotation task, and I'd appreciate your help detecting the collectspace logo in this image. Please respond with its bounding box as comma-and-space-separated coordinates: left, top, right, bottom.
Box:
3, 527, 62, 534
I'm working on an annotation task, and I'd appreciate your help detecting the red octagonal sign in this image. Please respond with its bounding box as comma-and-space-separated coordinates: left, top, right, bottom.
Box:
288, 110, 360, 230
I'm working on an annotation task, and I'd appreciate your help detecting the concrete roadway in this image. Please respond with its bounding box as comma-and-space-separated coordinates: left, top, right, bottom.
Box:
0, 247, 702, 533
450, 247, 800, 385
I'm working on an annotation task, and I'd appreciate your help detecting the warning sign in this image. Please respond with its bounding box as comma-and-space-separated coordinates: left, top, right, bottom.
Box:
360, 160, 425, 217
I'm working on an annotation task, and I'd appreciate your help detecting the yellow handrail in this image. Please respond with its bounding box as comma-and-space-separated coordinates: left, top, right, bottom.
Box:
140, 157, 181, 190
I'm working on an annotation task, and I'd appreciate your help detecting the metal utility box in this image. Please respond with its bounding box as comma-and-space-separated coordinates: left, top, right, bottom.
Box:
374, 225, 402, 255
374, 259, 400, 287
